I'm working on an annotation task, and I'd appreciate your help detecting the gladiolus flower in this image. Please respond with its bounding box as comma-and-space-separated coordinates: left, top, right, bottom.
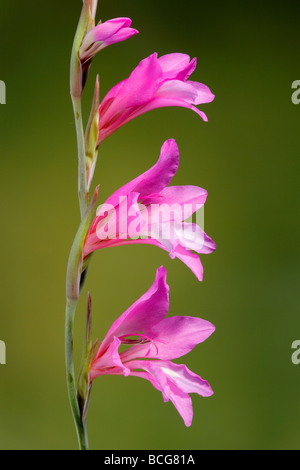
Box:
97, 53, 215, 144
83, 139, 216, 281
89, 266, 215, 426
79, 18, 139, 66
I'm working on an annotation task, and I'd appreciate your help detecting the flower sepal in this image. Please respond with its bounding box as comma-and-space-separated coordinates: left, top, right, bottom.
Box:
77, 293, 98, 421
85, 75, 100, 194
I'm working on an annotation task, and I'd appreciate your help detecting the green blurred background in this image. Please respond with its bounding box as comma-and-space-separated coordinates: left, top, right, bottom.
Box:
0, 0, 299, 450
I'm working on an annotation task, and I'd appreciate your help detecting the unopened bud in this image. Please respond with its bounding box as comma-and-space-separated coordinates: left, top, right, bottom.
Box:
85, 75, 100, 192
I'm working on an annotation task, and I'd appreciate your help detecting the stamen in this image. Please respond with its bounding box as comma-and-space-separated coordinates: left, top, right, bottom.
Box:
118, 333, 159, 356
118, 333, 150, 345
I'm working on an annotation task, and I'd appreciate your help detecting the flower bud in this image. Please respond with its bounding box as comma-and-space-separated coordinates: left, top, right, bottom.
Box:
77, 292, 98, 421
70, 0, 97, 98
85, 75, 100, 192
79, 17, 139, 66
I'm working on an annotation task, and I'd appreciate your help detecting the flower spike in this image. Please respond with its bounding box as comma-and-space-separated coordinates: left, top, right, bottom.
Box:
79, 18, 139, 66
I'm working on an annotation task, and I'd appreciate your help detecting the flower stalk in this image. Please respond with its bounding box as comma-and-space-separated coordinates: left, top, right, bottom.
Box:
65, 186, 99, 449
70, 0, 95, 217
65, 297, 89, 450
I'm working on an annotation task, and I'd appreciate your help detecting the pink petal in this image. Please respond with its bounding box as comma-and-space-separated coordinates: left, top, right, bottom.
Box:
128, 360, 213, 426
166, 382, 194, 426
83, 192, 146, 255
170, 244, 204, 281
83, 18, 132, 46
156, 79, 201, 103
174, 223, 217, 254
85, 237, 206, 281
120, 316, 215, 362
128, 367, 193, 426
96, 266, 169, 356
115, 238, 206, 281
90, 337, 130, 380
133, 360, 214, 398
105, 139, 179, 208
104, 27, 139, 46
127, 95, 210, 122
144, 185, 208, 222
79, 18, 138, 64
99, 53, 162, 129
187, 81, 216, 105
158, 361, 214, 397
158, 53, 197, 81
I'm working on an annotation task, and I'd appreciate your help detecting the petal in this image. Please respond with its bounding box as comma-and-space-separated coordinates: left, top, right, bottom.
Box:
115, 238, 206, 281
86, 237, 206, 281
128, 95, 210, 122
174, 223, 217, 254
128, 360, 213, 426
166, 382, 194, 426
103, 27, 139, 47
156, 79, 215, 105
79, 18, 138, 63
158, 361, 214, 397
144, 185, 208, 222
99, 53, 163, 127
120, 316, 215, 362
105, 139, 179, 207
156, 79, 201, 103
134, 360, 213, 398
83, 192, 147, 256
170, 243, 204, 281
96, 193, 145, 240
90, 336, 130, 380
82, 18, 132, 47
96, 266, 169, 356
131, 368, 194, 426
158, 53, 197, 81
186, 81, 215, 105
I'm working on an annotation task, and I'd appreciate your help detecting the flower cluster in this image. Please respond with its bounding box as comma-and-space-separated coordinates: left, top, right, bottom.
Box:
66, 0, 216, 448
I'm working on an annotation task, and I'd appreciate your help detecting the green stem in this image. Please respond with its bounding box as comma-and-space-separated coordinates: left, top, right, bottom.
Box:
72, 97, 88, 219
65, 297, 89, 450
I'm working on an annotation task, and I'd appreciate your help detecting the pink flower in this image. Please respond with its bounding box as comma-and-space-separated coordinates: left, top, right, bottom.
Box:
89, 266, 215, 426
97, 53, 215, 144
83, 139, 216, 281
79, 18, 139, 66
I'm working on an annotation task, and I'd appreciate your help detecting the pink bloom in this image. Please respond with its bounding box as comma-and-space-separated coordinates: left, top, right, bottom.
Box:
89, 266, 215, 426
79, 18, 139, 66
97, 52, 215, 144
83, 139, 216, 281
